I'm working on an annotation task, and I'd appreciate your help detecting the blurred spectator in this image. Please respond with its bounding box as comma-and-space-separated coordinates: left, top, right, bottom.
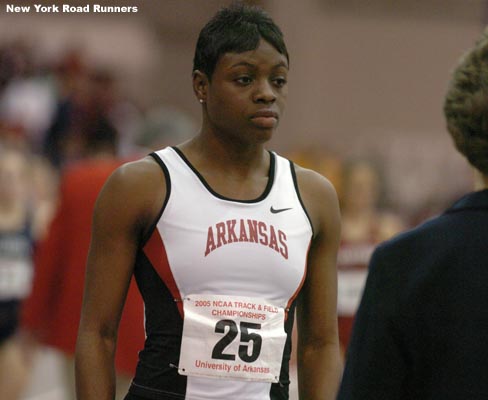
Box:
110, 99, 143, 158
42, 51, 91, 168
41, 51, 140, 169
336, 158, 405, 355
0, 41, 33, 91
135, 105, 196, 151
29, 155, 58, 240
0, 40, 57, 150
21, 117, 145, 400
0, 120, 28, 149
0, 38, 197, 398
0, 145, 36, 399
338, 28, 488, 398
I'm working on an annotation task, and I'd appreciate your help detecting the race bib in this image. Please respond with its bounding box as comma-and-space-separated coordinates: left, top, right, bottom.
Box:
179, 294, 287, 383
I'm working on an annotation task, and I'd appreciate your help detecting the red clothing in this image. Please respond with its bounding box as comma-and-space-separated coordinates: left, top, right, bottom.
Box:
21, 158, 145, 376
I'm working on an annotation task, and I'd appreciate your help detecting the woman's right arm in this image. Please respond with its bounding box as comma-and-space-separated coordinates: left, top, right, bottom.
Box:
75, 157, 165, 400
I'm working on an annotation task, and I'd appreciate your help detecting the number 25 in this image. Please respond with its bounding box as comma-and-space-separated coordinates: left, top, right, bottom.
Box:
211, 319, 262, 363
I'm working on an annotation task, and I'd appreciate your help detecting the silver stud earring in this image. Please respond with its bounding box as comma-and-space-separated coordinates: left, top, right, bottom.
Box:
199, 99, 204, 104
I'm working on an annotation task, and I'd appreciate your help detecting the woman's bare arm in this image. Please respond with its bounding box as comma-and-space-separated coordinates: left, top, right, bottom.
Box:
75, 157, 165, 400
295, 166, 343, 400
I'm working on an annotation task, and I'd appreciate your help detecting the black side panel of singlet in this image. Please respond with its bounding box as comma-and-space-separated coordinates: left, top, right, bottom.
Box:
269, 300, 297, 400
129, 251, 186, 400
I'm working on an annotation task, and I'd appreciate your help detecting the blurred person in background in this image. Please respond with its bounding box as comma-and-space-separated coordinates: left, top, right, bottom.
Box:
336, 159, 405, 355
21, 117, 145, 400
338, 28, 488, 399
41, 50, 89, 168
0, 120, 30, 150
0, 145, 37, 399
42, 53, 137, 170
135, 105, 196, 153
28, 154, 58, 240
0, 40, 57, 152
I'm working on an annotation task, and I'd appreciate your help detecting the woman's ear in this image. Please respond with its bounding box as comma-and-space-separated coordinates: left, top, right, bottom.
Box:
192, 70, 208, 104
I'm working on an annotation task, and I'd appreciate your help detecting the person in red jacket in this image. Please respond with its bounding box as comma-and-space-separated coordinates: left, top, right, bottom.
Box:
21, 117, 145, 400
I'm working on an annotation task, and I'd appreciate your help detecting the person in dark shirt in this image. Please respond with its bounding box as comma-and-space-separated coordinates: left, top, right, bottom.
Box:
338, 28, 488, 400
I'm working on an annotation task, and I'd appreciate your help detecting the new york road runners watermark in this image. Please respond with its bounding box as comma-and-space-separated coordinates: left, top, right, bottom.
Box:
4, 3, 139, 14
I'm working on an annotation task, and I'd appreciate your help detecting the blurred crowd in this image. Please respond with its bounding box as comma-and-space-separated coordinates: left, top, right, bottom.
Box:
0, 39, 452, 399
0, 40, 197, 400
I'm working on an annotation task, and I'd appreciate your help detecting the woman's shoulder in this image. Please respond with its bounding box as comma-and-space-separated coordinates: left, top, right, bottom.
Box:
292, 163, 338, 200
290, 163, 340, 237
109, 155, 165, 190
95, 156, 167, 224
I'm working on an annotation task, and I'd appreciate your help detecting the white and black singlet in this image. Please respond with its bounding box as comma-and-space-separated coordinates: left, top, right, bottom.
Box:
128, 147, 313, 400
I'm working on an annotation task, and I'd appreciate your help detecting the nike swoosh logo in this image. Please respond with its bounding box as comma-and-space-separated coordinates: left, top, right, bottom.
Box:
270, 206, 293, 214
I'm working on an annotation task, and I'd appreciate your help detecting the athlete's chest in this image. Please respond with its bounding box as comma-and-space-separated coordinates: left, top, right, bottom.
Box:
151, 147, 312, 305
159, 198, 309, 305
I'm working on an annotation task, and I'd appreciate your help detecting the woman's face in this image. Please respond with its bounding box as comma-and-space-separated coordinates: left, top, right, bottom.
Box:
203, 39, 289, 145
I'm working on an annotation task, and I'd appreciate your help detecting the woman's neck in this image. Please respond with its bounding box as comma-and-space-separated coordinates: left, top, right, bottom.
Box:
183, 133, 268, 177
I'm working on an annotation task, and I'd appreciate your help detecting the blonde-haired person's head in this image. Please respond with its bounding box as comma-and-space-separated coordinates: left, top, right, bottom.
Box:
444, 28, 488, 177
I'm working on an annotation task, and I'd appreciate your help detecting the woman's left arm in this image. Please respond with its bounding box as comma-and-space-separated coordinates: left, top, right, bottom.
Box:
295, 166, 343, 400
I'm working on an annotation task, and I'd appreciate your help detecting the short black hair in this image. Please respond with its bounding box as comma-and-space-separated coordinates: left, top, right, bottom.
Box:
193, 2, 289, 80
